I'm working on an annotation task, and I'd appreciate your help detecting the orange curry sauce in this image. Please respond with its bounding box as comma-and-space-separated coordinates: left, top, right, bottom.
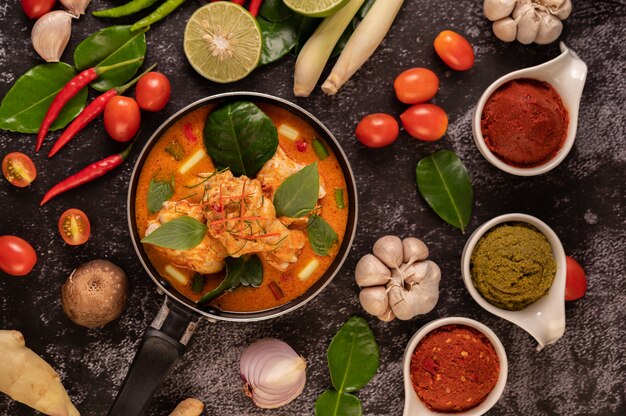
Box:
135, 103, 349, 312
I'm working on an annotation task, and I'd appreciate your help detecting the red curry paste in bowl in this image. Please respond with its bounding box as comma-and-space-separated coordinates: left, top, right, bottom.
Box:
410, 324, 500, 413
480, 79, 569, 168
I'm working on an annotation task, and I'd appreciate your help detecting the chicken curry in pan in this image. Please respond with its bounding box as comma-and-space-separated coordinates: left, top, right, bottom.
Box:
135, 101, 349, 312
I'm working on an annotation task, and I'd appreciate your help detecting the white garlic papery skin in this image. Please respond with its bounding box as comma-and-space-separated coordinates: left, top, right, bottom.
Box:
493, 17, 518, 42
32, 11, 73, 62
515, 3, 542, 44
372, 235, 403, 269
535, 14, 563, 44
483, 0, 517, 21
60, 0, 92, 15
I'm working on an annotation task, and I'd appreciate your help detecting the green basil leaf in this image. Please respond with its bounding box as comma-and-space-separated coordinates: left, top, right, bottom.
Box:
357, 0, 376, 19
0, 63, 88, 134
259, 0, 293, 22
198, 255, 263, 305
328, 316, 379, 393
147, 177, 174, 214
315, 390, 362, 416
203, 101, 278, 177
74, 25, 147, 91
191, 274, 206, 293
258, 16, 299, 66
274, 162, 319, 218
141, 216, 207, 250
416, 150, 473, 233
307, 214, 338, 256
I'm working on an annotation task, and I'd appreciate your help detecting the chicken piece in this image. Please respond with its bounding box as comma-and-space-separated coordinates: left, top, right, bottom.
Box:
203, 171, 305, 271
145, 200, 226, 274
257, 146, 326, 199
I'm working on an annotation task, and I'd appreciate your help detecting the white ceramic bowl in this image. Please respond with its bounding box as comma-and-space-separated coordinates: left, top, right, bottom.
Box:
461, 214, 566, 351
472, 43, 587, 176
402, 317, 508, 416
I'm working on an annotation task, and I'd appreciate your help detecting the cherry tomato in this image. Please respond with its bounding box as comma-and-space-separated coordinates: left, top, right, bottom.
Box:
434, 30, 475, 71
355, 113, 399, 148
394, 68, 440, 104
0, 236, 37, 276
21, 0, 56, 19
58, 208, 91, 246
565, 256, 587, 301
104, 96, 141, 142
2, 152, 37, 188
135, 72, 171, 112
400, 104, 448, 141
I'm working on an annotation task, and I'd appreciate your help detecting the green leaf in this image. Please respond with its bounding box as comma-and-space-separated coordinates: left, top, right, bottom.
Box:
141, 216, 207, 250
259, 0, 294, 22
258, 16, 299, 66
74, 25, 147, 91
0, 63, 88, 134
315, 390, 362, 416
307, 214, 338, 256
274, 163, 319, 218
203, 101, 278, 177
198, 255, 263, 305
147, 177, 174, 214
328, 316, 379, 393
416, 150, 473, 233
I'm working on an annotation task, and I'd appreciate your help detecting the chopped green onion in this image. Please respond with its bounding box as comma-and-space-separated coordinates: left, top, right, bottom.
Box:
165, 140, 185, 161
312, 139, 329, 160
191, 274, 206, 293
335, 188, 345, 209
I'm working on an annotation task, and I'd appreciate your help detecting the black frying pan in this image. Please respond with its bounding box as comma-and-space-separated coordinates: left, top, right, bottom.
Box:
108, 92, 358, 415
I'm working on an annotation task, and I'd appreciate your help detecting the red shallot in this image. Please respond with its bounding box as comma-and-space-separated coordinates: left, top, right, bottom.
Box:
240, 338, 306, 409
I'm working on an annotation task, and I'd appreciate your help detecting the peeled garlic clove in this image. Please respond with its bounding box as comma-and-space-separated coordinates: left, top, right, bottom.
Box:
32, 11, 73, 62
493, 17, 518, 42
402, 237, 428, 265
355, 254, 391, 287
359, 286, 389, 317
535, 13, 563, 44
60, 0, 92, 15
373, 235, 403, 269
483, 0, 517, 21
516, 7, 542, 44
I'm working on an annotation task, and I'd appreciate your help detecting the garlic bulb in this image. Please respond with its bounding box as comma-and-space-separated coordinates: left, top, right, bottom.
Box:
356, 236, 441, 322
32, 11, 73, 62
60, 0, 92, 15
240, 339, 306, 409
484, 0, 571, 45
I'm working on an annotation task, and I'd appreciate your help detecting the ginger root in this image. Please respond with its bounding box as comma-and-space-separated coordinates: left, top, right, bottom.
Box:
0, 330, 79, 416
168, 398, 204, 416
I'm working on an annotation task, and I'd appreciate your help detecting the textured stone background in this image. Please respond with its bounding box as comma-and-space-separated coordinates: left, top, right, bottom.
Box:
1, 0, 625, 415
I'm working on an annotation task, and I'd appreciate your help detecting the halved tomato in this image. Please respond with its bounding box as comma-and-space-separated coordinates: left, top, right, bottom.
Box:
58, 209, 91, 246
2, 152, 37, 187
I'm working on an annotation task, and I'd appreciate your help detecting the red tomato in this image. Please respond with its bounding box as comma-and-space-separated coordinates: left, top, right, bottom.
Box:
0, 236, 37, 276
565, 256, 587, 301
104, 96, 141, 142
58, 208, 91, 246
135, 72, 171, 112
394, 68, 440, 104
400, 104, 448, 141
355, 113, 399, 148
21, 0, 56, 19
434, 30, 475, 71
2, 152, 37, 188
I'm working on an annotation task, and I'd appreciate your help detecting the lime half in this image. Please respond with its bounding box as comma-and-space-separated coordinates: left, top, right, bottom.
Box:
283, 0, 351, 17
184, 2, 262, 83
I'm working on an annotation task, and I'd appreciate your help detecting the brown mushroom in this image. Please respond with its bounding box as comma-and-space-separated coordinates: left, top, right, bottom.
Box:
61, 260, 128, 328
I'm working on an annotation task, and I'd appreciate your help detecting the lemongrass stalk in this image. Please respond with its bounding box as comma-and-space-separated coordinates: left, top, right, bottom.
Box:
322, 0, 405, 95
293, 0, 366, 97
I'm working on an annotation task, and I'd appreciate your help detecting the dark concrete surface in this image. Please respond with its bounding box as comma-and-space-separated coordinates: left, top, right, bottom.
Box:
1, 0, 625, 415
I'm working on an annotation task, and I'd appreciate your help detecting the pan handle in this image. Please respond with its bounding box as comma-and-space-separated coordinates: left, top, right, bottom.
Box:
108, 298, 200, 416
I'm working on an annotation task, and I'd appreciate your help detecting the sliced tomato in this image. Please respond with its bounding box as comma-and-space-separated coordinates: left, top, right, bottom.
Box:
2, 152, 37, 188
58, 208, 91, 246
565, 256, 587, 301
0, 236, 37, 276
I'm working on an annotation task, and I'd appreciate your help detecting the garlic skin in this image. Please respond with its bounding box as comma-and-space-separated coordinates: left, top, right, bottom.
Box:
359, 286, 389, 316
402, 237, 428, 265
355, 254, 391, 287
372, 235, 403, 269
484, 0, 571, 45
32, 11, 73, 62
60, 0, 92, 15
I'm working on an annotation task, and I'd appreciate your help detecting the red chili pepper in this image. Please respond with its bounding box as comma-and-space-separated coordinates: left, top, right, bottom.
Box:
249, 0, 263, 16
40, 142, 135, 206
36, 57, 144, 152
231, 0, 246, 5
268, 281, 284, 300
183, 123, 198, 143
47, 64, 157, 158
